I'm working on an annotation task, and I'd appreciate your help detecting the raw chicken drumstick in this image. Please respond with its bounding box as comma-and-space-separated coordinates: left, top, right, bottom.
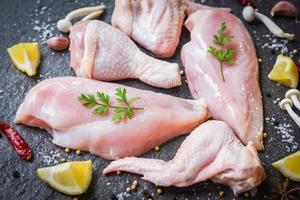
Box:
15, 77, 209, 160
69, 20, 181, 89
181, 10, 264, 150
103, 120, 266, 196
112, 0, 231, 58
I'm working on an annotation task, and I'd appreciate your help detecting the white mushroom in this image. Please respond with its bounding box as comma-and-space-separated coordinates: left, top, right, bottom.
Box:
285, 89, 300, 110
82, 10, 104, 21
279, 98, 300, 127
242, 6, 295, 40
57, 4, 105, 33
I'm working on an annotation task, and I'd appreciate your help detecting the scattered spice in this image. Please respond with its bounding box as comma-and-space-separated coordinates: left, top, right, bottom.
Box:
266, 92, 272, 98
116, 171, 122, 175
143, 189, 153, 199
180, 70, 184, 75
154, 146, 160, 151
126, 187, 131, 193
12, 170, 20, 178
219, 190, 225, 197
292, 49, 298, 55
270, 179, 300, 200
60, 158, 66, 162
258, 58, 263, 63
76, 150, 81, 155
132, 180, 138, 186
130, 184, 137, 191
64, 148, 71, 153
263, 132, 268, 139
110, 194, 118, 200
156, 188, 163, 195
79, 88, 144, 123
244, 192, 250, 198
0, 121, 32, 160
237, 0, 256, 8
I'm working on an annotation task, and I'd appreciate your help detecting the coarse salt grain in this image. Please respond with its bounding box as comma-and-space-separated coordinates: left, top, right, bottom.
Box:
265, 117, 299, 152
37, 148, 61, 165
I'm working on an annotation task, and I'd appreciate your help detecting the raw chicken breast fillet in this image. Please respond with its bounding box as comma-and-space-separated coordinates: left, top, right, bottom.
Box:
15, 77, 209, 160
181, 10, 264, 150
112, 0, 231, 58
69, 20, 181, 89
104, 120, 266, 196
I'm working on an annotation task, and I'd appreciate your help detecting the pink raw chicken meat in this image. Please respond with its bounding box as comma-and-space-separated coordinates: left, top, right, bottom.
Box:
14, 77, 209, 160
69, 20, 181, 89
112, 0, 231, 58
103, 120, 266, 196
181, 10, 264, 150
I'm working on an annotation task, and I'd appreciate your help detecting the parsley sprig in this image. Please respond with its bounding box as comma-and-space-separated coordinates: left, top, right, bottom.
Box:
78, 88, 143, 123
208, 22, 235, 82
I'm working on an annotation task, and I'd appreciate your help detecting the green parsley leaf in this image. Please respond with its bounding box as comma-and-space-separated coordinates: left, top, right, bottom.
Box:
78, 94, 97, 108
208, 22, 235, 82
79, 88, 143, 123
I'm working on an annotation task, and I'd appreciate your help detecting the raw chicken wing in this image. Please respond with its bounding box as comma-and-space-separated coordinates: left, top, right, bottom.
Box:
112, 0, 230, 58
103, 120, 266, 195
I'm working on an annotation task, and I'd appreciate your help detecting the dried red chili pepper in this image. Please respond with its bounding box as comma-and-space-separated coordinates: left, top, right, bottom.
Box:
0, 121, 32, 160
238, 0, 256, 8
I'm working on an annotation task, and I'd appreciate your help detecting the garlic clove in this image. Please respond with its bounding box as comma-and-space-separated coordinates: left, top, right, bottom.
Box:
47, 36, 70, 51
270, 1, 298, 17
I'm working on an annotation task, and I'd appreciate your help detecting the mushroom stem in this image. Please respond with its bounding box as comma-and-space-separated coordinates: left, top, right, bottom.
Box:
81, 10, 104, 21
290, 95, 300, 110
285, 89, 300, 110
279, 98, 300, 127
57, 4, 105, 33
65, 5, 105, 21
254, 12, 295, 40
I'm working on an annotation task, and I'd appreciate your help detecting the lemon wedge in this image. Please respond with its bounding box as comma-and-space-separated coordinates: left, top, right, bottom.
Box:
7, 42, 41, 76
268, 54, 299, 88
272, 151, 300, 182
37, 160, 92, 195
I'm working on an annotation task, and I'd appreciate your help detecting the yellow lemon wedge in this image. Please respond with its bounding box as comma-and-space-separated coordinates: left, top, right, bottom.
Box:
272, 151, 300, 182
268, 54, 299, 88
37, 160, 92, 195
7, 42, 41, 76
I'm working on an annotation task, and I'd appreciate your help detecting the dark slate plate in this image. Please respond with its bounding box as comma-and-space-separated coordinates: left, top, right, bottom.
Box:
0, 0, 300, 199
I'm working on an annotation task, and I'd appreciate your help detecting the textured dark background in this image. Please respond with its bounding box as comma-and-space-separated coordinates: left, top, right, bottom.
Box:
0, 0, 300, 199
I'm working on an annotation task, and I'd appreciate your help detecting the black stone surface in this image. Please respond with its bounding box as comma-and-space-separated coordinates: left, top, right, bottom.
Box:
0, 0, 300, 199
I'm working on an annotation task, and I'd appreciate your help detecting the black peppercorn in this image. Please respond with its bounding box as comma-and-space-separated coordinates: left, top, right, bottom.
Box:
266, 92, 271, 98
110, 194, 117, 200
12, 170, 20, 178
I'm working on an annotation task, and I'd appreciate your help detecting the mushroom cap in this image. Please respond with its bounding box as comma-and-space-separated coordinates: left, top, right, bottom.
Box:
57, 19, 72, 33
279, 98, 293, 110
285, 89, 300, 99
243, 6, 255, 22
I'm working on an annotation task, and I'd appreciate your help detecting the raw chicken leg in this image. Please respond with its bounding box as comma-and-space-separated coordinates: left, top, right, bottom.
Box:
15, 77, 209, 160
103, 120, 266, 196
69, 20, 181, 89
181, 10, 264, 150
112, 0, 231, 58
